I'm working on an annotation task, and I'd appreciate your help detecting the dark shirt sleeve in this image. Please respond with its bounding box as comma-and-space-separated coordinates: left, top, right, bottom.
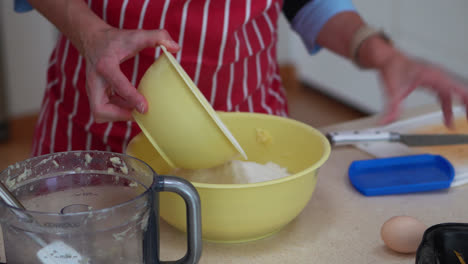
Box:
282, 0, 311, 22
14, 0, 33, 12
285, 0, 357, 54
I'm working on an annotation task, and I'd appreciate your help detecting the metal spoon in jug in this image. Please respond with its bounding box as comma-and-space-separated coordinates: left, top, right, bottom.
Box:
0, 181, 86, 264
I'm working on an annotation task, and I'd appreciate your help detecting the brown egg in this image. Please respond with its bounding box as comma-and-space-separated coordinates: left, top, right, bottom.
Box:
380, 215, 427, 253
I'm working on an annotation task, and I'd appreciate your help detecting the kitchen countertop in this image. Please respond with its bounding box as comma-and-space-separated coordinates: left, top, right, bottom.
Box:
2, 104, 468, 263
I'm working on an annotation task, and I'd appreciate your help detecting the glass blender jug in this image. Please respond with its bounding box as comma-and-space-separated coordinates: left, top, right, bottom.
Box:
0, 151, 201, 264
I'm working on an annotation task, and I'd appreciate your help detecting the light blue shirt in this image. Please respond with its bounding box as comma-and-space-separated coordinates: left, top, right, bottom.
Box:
14, 0, 357, 54
292, 0, 357, 54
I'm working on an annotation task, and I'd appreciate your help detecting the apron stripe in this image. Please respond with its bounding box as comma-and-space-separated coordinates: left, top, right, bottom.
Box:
263, 6, 275, 78
242, 26, 255, 112
241, 1, 252, 116
253, 21, 265, 49
261, 84, 273, 114
119, 0, 129, 28
121, 0, 150, 153
263, 8, 275, 32
103, 0, 108, 22
102, 0, 113, 152
155, 0, 171, 59
263, 10, 285, 107
281, 109, 287, 117
255, 54, 262, 89
241, 24, 253, 56
252, 20, 270, 113
67, 56, 83, 151
257, 58, 271, 114
175, 0, 192, 62
274, 1, 281, 16
193, 0, 211, 85
226, 31, 241, 111
103, 123, 113, 151
244, 0, 251, 24
268, 2, 286, 108
37, 98, 52, 155
226, 64, 234, 111
37, 79, 58, 125
209, 0, 231, 105
241, 0, 253, 112
139, 1, 150, 28
130, 45, 140, 84
85, 117, 94, 150
233, 32, 240, 112
33, 77, 57, 155
234, 30, 241, 62
130, 0, 149, 87
243, 58, 253, 112
50, 39, 70, 153
84, 0, 95, 151
122, 121, 133, 153
268, 88, 285, 104
47, 58, 57, 69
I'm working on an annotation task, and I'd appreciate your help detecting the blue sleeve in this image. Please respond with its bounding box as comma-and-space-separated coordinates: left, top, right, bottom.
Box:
14, 0, 33, 12
291, 0, 357, 54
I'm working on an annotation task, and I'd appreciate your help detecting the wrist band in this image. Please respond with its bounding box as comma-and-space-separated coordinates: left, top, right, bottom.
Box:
350, 25, 392, 69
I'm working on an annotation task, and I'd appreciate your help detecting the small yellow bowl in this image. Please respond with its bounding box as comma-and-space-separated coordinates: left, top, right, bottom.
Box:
126, 112, 331, 243
133, 46, 247, 170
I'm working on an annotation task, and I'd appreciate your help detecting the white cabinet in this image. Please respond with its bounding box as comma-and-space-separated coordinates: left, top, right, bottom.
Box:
395, 0, 468, 75
278, 1, 468, 114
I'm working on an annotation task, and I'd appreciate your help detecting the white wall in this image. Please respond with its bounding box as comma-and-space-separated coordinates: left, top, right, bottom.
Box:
0, 1, 56, 117
277, 0, 468, 114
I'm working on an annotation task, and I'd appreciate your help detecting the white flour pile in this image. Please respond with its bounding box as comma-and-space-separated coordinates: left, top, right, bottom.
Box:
171, 160, 291, 184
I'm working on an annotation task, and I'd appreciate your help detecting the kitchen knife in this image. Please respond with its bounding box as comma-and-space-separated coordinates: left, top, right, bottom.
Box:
326, 131, 468, 147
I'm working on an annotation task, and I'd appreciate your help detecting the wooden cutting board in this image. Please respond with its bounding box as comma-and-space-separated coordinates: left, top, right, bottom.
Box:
410, 117, 468, 166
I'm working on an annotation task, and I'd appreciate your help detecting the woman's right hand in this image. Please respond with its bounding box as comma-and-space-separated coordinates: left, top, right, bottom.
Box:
28, 0, 180, 123
82, 27, 180, 123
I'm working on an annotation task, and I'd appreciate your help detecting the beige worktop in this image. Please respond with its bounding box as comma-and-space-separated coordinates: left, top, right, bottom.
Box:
2, 104, 468, 263
158, 104, 468, 264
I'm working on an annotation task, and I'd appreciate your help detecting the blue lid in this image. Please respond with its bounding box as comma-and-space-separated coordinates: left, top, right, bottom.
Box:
348, 154, 455, 196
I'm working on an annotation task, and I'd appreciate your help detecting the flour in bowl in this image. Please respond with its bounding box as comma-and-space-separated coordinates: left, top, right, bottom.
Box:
170, 160, 290, 184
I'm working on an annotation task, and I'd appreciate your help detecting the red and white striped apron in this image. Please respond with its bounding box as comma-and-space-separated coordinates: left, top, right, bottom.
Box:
32, 0, 288, 156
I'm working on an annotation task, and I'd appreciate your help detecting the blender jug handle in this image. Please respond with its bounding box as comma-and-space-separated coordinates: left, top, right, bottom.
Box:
155, 176, 202, 264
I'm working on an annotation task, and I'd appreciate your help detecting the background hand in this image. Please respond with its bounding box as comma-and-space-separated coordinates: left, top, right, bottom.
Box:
377, 51, 468, 128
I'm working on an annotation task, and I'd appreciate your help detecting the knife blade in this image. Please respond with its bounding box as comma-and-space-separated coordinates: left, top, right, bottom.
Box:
326, 130, 468, 147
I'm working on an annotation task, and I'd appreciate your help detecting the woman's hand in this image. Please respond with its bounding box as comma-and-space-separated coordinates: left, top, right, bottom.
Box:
377, 51, 468, 128
316, 12, 468, 128
82, 27, 179, 122
28, 0, 180, 123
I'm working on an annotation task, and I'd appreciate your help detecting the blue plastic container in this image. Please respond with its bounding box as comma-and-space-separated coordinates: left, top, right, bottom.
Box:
348, 154, 455, 196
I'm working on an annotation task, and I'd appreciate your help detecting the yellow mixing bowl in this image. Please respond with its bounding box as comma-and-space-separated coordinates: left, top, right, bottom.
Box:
133, 46, 247, 170
126, 112, 331, 243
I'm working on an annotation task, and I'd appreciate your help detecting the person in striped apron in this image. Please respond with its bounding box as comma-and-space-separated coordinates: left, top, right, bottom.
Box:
15, 0, 468, 156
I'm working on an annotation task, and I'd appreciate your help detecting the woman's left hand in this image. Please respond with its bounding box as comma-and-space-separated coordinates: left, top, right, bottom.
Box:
377, 51, 468, 128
